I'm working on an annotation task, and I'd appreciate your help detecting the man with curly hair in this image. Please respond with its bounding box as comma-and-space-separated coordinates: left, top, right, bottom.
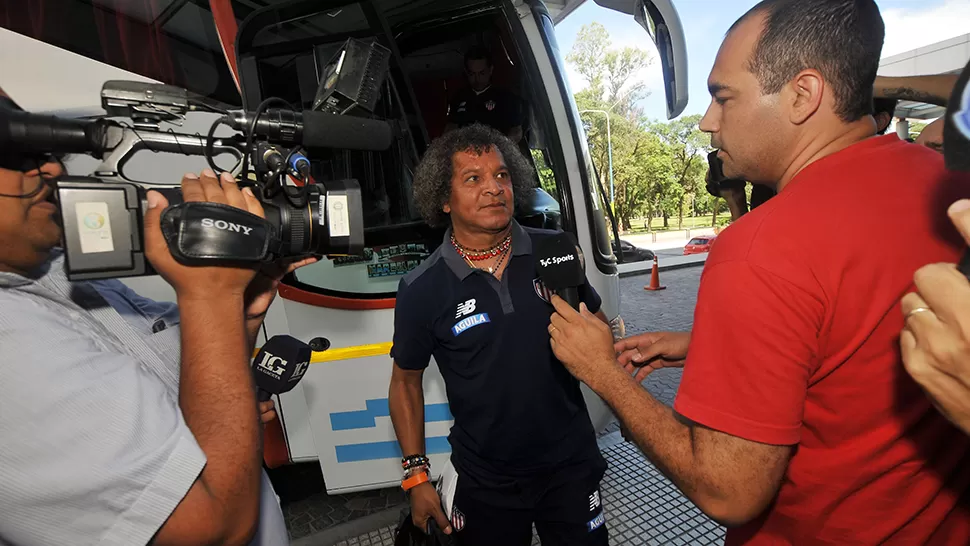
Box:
388, 123, 611, 546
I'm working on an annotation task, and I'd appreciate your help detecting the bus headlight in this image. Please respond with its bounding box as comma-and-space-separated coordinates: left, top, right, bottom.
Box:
609, 315, 626, 339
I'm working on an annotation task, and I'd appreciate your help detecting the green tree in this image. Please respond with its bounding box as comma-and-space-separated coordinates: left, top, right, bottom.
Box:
650, 114, 708, 229
566, 22, 655, 231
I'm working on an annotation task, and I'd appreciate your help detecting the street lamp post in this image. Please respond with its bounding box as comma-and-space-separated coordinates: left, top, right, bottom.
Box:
580, 109, 614, 204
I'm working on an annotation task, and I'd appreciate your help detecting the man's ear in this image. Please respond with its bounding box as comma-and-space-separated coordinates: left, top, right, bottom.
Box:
443, 202, 452, 214
788, 69, 824, 125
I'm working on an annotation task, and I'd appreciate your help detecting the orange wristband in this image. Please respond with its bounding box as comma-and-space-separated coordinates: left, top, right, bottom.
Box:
402, 470, 430, 491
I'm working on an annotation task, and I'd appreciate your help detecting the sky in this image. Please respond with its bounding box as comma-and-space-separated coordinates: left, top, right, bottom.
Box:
553, 0, 970, 122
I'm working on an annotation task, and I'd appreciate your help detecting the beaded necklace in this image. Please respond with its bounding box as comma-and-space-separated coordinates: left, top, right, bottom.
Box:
451, 232, 512, 275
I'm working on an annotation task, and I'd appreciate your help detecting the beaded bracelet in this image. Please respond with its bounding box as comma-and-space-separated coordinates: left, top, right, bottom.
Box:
402, 454, 430, 471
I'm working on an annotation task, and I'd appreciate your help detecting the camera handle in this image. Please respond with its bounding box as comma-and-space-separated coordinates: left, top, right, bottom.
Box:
92, 124, 246, 184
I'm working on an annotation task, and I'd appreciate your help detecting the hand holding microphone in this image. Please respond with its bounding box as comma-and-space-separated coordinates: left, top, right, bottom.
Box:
537, 233, 619, 391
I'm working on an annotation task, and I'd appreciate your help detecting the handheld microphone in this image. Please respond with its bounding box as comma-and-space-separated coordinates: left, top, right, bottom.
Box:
535, 232, 586, 310
943, 58, 970, 279
252, 335, 313, 402
226, 109, 393, 151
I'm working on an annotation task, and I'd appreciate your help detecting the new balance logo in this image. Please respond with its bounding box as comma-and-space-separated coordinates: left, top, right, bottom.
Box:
455, 299, 477, 318
589, 491, 601, 511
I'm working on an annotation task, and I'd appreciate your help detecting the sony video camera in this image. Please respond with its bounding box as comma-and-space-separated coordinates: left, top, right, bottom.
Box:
0, 43, 393, 281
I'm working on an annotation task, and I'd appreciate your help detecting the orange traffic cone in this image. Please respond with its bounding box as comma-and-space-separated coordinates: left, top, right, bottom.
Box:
644, 255, 666, 291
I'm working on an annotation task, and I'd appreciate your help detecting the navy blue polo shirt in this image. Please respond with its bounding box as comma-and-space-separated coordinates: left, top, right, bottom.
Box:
391, 220, 603, 482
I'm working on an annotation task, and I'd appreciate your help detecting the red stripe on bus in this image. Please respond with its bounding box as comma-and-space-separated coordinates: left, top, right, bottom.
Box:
209, 0, 240, 92
279, 284, 397, 310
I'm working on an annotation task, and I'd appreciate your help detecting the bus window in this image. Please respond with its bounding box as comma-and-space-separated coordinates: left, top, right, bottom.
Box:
533, 7, 617, 271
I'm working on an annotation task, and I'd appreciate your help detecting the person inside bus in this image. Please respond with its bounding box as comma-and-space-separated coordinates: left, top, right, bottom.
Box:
444, 46, 524, 144
900, 57, 970, 435
0, 90, 313, 546
388, 123, 610, 546
545, 1, 970, 544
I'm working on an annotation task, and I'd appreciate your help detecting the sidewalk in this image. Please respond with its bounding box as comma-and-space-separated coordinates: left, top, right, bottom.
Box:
618, 252, 707, 277
312, 426, 726, 546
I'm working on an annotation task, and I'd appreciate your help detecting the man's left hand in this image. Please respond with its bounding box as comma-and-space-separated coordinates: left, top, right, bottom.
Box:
244, 257, 318, 323
548, 295, 622, 392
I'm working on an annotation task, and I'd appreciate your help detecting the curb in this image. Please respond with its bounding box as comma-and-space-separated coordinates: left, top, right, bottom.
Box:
618, 256, 707, 278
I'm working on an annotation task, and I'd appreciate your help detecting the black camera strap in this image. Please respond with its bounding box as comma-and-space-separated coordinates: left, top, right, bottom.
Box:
160, 202, 282, 265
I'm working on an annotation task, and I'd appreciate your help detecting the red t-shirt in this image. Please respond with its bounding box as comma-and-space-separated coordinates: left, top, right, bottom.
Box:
674, 135, 970, 545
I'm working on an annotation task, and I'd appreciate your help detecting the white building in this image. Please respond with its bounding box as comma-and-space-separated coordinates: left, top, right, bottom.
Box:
879, 33, 969, 124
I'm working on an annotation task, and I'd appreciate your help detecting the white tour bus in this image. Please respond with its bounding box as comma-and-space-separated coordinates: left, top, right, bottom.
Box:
0, 0, 687, 494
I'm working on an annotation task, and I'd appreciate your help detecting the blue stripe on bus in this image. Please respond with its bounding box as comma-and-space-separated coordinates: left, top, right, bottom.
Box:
330, 398, 453, 431
335, 436, 452, 463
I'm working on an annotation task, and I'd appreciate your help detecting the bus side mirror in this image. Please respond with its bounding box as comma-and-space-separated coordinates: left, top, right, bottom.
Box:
634, 0, 689, 119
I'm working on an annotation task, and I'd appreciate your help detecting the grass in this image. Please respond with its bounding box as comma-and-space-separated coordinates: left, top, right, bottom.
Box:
622, 215, 724, 234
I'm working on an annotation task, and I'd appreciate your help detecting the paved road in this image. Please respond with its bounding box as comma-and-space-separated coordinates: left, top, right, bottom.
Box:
275, 266, 705, 541
655, 247, 687, 258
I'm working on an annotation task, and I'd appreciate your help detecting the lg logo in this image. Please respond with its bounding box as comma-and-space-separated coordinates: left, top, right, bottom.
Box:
256, 351, 287, 377
290, 360, 309, 382
200, 218, 254, 235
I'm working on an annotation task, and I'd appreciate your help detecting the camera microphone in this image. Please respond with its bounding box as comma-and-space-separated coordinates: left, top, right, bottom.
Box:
252, 335, 313, 402
535, 232, 586, 311
226, 109, 393, 152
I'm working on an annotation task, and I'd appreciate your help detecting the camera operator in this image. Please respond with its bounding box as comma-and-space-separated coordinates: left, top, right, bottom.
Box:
545, 1, 970, 543
0, 92, 310, 545
901, 58, 970, 435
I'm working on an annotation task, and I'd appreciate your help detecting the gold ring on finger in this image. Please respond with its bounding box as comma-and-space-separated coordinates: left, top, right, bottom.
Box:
905, 307, 933, 321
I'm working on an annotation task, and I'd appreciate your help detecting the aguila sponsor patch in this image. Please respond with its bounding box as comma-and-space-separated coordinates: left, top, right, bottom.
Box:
586, 512, 605, 532
452, 313, 490, 336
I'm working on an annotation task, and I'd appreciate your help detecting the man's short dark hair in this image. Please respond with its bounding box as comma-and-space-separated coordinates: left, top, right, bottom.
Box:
464, 45, 492, 68
730, 0, 885, 122
413, 123, 535, 228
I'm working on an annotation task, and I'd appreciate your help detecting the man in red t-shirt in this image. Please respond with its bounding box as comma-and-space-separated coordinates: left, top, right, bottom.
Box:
546, 0, 970, 544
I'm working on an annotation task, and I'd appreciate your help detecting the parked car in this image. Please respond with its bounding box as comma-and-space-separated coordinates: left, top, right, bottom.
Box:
684, 235, 717, 255
613, 239, 656, 263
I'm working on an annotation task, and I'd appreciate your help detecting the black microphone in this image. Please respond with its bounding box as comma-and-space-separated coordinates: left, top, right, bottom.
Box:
535, 232, 585, 310
252, 335, 313, 402
943, 58, 970, 280
0, 108, 108, 155
226, 109, 393, 151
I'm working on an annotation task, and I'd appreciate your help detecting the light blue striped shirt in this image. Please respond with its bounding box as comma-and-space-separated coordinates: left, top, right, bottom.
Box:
0, 250, 288, 545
